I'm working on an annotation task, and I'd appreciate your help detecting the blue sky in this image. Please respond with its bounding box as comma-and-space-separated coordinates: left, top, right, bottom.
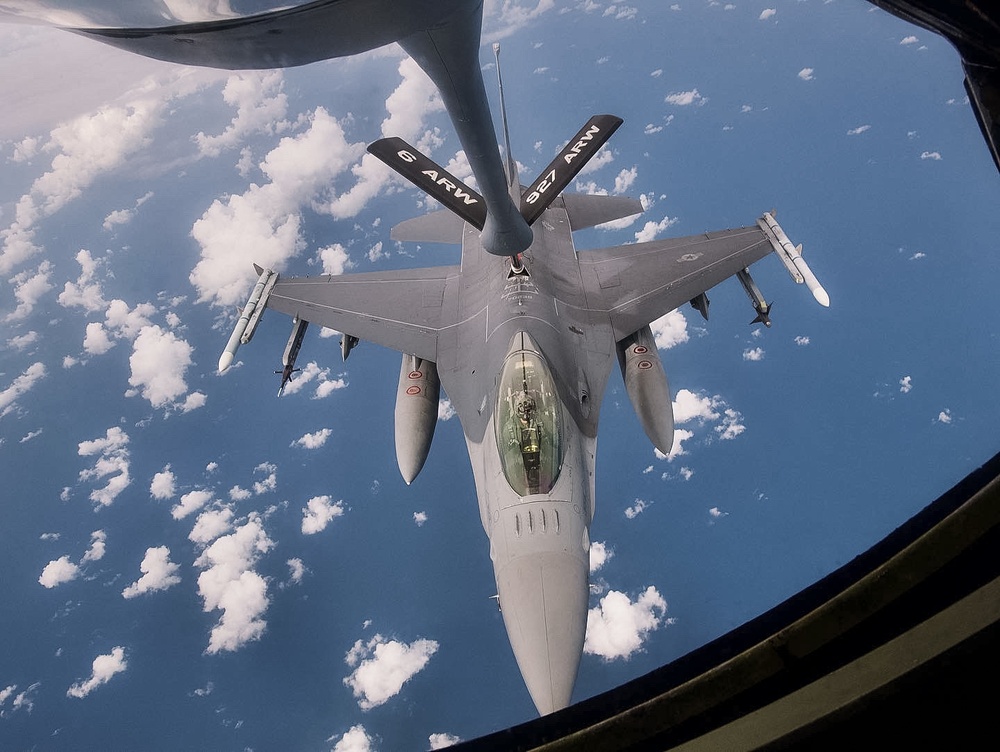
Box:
2, 2, 999, 750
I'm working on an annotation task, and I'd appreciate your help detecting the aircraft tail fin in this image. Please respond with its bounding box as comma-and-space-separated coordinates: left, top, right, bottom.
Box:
367, 137, 487, 230
520, 114, 623, 225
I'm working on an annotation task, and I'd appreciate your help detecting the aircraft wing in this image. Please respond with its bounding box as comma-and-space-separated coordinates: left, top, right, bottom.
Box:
263, 265, 460, 362
577, 225, 773, 340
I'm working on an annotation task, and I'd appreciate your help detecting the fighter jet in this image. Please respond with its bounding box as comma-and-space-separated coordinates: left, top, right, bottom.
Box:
8, 0, 829, 715
217, 73, 829, 715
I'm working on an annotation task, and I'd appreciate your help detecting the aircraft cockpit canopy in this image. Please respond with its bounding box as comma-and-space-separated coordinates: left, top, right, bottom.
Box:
496, 346, 563, 496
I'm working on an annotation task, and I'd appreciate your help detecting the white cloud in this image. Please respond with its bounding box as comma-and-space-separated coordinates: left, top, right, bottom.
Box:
920, 151, 942, 161
899, 376, 913, 394
673, 389, 720, 423
83, 322, 115, 355
279, 361, 347, 399
589, 541, 613, 573
613, 166, 638, 194
584, 587, 669, 660
317, 243, 353, 275
292, 428, 333, 449
635, 215, 679, 243
0, 361, 46, 419
759, 8, 776, 20
743, 347, 765, 361
7, 261, 54, 321
172, 490, 213, 521
798, 68, 815, 81
102, 191, 154, 232
6, 330, 39, 351
39, 555, 80, 588
126, 325, 197, 410
648, 309, 689, 349
82, 530, 106, 562
709, 506, 728, 519
655, 428, 694, 461
66, 647, 127, 698
900, 35, 919, 45
413, 511, 428, 527
77, 427, 131, 508
19, 428, 42, 443
57, 250, 106, 311
665, 88, 707, 106
936, 409, 952, 424
624, 499, 649, 519
716, 408, 746, 440
301, 495, 345, 535
429, 733, 462, 749
122, 546, 181, 599
1, 96, 166, 275
189, 508, 235, 545
150, 467, 176, 500
252, 462, 278, 495
332, 725, 374, 752
847, 125, 871, 136
286, 558, 306, 585
794, 336, 810, 346
195, 514, 274, 654
438, 399, 456, 421
343, 633, 439, 710
195, 71, 289, 157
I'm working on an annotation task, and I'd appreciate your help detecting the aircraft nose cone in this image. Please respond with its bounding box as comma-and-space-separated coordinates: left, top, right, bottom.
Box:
495, 550, 589, 715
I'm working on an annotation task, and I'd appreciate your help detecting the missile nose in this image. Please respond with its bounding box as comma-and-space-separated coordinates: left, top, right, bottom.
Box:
812, 285, 831, 308
218, 351, 234, 374
496, 549, 589, 715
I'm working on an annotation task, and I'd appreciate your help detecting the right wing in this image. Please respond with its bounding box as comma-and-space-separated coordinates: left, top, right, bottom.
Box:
578, 225, 773, 340
263, 265, 459, 362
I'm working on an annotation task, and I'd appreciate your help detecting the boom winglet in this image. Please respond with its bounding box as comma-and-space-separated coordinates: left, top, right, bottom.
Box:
367, 137, 487, 230
520, 114, 623, 225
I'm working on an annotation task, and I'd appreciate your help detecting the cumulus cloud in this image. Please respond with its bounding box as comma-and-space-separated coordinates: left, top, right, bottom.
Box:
716, 408, 746, 440
635, 215, 679, 243
429, 733, 462, 749
102, 191, 154, 232
301, 495, 345, 535
39, 555, 80, 588
189, 508, 235, 545
0, 361, 46, 419
172, 490, 213, 520
798, 68, 815, 81
847, 125, 871, 136
332, 725, 374, 752
920, 151, 942, 161
413, 511, 428, 527
194, 514, 274, 654
149, 466, 176, 500
900, 35, 919, 45
899, 376, 913, 394
656, 428, 694, 461
673, 389, 720, 423
57, 250, 107, 311
584, 587, 669, 660
194, 71, 289, 157
291, 428, 332, 449
7, 261, 54, 321
286, 558, 306, 585
936, 409, 952, 424
81, 530, 106, 562
278, 361, 347, 399
317, 243, 353, 275
1, 97, 167, 275
77, 427, 131, 508
122, 546, 181, 598
66, 647, 127, 698
590, 541, 613, 573
438, 399, 456, 421
648, 309, 689, 349
743, 347, 765, 361
624, 498, 649, 519
794, 336, 810, 346
665, 88, 707, 106
343, 633, 439, 710
759, 8, 776, 20
126, 325, 199, 410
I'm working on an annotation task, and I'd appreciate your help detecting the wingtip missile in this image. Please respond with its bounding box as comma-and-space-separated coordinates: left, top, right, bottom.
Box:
217, 266, 277, 374
757, 213, 830, 308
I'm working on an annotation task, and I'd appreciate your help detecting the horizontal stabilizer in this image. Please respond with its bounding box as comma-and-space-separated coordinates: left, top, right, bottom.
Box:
562, 193, 643, 231
368, 137, 486, 230
391, 209, 466, 244
520, 114, 623, 225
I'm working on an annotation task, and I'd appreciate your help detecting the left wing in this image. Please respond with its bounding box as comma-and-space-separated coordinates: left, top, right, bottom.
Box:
577, 225, 772, 339
264, 265, 459, 362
